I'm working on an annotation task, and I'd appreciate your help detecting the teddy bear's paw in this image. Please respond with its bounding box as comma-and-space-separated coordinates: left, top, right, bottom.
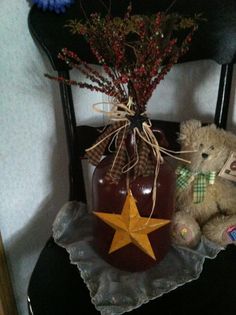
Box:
171, 212, 201, 248
202, 215, 236, 246
172, 223, 197, 247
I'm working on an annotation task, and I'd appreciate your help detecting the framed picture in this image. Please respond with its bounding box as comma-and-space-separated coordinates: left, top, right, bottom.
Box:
0, 232, 18, 315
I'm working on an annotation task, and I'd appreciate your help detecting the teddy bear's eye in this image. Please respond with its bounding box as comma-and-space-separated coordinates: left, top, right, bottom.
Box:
210, 145, 215, 150
199, 143, 203, 148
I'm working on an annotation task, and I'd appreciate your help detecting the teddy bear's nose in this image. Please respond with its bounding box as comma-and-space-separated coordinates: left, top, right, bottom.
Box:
202, 153, 209, 159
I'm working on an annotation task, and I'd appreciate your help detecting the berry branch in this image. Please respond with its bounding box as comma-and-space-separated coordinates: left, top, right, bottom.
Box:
47, 6, 203, 112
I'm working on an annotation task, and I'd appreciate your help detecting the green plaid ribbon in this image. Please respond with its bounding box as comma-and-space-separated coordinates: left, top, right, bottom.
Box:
176, 166, 216, 204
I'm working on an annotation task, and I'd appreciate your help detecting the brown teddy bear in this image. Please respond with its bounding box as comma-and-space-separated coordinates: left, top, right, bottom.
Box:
172, 119, 236, 247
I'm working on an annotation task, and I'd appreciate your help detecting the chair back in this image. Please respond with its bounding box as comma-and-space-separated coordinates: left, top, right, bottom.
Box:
28, 0, 236, 201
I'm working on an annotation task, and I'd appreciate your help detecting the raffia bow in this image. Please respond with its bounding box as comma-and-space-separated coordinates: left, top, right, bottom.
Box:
86, 98, 159, 183
86, 98, 189, 183
176, 166, 216, 204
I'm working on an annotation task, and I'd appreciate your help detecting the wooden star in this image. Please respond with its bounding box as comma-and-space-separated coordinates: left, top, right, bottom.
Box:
94, 190, 170, 260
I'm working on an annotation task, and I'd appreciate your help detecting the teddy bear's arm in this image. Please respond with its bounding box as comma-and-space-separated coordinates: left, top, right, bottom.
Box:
214, 179, 236, 215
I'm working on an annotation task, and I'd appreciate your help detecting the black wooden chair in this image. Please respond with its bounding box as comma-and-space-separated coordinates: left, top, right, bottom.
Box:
27, 1, 236, 314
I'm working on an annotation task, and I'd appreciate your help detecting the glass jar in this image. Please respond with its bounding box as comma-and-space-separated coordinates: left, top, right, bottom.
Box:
92, 129, 176, 272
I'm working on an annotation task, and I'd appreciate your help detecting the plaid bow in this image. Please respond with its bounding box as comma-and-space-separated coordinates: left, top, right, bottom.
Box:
176, 166, 216, 204
86, 121, 155, 183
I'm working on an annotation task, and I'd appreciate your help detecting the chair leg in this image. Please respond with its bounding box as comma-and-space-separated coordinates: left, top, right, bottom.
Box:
58, 70, 86, 202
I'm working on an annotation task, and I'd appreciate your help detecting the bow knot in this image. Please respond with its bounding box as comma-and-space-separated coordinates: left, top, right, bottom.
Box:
126, 113, 149, 131
176, 166, 216, 204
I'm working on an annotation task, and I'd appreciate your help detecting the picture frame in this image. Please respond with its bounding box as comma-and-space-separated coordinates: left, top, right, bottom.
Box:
0, 232, 18, 315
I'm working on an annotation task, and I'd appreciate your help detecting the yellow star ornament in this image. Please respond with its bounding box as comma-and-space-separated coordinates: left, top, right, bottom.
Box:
94, 190, 170, 260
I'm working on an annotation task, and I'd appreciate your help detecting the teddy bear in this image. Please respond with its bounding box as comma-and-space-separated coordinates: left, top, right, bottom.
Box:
172, 119, 236, 248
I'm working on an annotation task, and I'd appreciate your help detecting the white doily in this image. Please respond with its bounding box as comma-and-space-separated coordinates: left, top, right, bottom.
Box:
52, 201, 222, 315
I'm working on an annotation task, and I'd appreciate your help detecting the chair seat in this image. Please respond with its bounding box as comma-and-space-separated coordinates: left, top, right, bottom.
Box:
28, 239, 236, 315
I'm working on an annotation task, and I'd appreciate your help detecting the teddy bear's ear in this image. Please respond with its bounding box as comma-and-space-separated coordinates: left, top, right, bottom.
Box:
224, 131, 236, 151
209, 123, 217, 130
178, 119, 201, 144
